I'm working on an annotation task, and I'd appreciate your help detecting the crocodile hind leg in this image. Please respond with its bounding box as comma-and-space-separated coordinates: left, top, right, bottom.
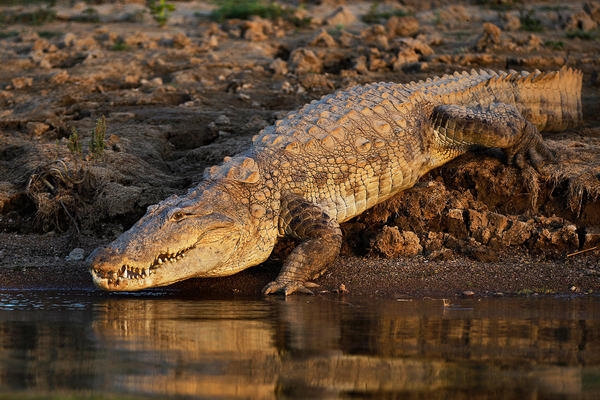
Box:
431, 102, 554, 170
263, 195, 342, 295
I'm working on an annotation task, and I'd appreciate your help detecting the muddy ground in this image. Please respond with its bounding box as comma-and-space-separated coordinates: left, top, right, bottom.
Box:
1, 0, 600, 298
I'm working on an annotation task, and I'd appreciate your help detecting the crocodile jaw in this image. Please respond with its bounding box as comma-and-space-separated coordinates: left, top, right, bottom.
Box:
89, 246, 199, 291
89, 231, 242, 291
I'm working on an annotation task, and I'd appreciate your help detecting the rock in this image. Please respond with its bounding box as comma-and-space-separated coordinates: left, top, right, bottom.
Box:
486, 212, 510, 246
309, 29, 337, 48
214, 114, 231, 126
325, 6, 357, 27
373, 226, 422, 258
150, 87, 191, 105
393, 49, 419, 70
338, 30, 357, 47
502, 13, 521, 31
405, 38, 434, 56
50, 70, 69, 85
141, 77, 163, 87
475, 22, 502, 52
288, 48, 324, 74
26, 122, 50, 137
269, 58, 288, 75
353, 55, 369, 74
386, 16, 420, 38
172, 32, 193, 49
368, 48, 391, 71
565, 11, 597, 32
243, 18, 272, 41
444, 208, 468, 239
32, 38, 51, 52
585, 1, 600, 23
501, 219, 533, 246
536, 223, 579, 251
11, 77, 33, 89
69, 35, 98, 51
436, 5, 471, 29
361, 25, 389, 50
428, 248, 455, 261
392, 38, 434, 70
63, 32, 77, 47
467, 209, 490, 244
0, 182, 19, 214
124, 32, 154, 49
583, 226, 600, 248
299, 74, 334, 91
526, 34, 543, 50
65, 248, 85, 262
421, 232, 448, 256
96, 182, 143, 218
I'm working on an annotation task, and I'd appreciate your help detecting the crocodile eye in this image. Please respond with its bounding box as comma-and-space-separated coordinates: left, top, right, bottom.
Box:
168, 209, 185, 221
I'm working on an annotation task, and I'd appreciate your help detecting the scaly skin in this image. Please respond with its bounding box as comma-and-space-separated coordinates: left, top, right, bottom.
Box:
88, 67, 583, 295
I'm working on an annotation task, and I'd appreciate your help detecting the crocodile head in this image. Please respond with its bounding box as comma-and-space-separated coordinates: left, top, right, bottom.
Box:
88, 182, 271, 291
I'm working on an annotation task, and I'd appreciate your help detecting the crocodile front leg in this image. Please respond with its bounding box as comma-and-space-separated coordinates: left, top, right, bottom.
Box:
263, 195, 342, 295
431, 103, 554, 170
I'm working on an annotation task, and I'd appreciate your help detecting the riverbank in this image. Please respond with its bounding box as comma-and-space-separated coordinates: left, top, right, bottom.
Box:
0, 0, 599, 297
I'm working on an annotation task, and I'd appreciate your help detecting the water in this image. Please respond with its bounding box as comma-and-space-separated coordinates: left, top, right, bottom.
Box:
0, 291, 599, 399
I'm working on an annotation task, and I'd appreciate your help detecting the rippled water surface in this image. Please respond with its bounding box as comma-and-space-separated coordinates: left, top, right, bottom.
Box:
0, 290, 599, 399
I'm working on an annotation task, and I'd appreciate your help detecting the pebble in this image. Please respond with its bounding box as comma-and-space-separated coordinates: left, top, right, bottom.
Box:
325, 6, 357, 27
66, 248, 85, 262
288, 48, 323, 74
26, 122, 50, 137
270, 58, 288, 75
11, 77, 33, 90
215, 114, 231, 126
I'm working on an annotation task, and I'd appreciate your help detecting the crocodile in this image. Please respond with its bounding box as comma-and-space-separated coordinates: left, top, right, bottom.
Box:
88, 67, 582, 295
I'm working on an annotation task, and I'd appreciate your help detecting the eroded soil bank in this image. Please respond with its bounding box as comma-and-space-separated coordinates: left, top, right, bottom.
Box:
0, 0, 599, 297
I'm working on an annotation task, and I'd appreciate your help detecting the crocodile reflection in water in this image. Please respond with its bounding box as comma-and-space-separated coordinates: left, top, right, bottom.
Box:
90, 297, 599, 398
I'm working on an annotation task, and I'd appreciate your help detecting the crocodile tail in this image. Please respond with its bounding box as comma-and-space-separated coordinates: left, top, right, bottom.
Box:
515, 66, 583, 132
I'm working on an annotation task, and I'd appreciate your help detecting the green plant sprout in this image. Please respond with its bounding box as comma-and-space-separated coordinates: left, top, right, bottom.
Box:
89, 115, 106, 158
67, 127, 82, 155
148, 0, 175, 26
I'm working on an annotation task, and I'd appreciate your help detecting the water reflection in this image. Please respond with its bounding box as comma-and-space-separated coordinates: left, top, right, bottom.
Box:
0, 291, 599, 399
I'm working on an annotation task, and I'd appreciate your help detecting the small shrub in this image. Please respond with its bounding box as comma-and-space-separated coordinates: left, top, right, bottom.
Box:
89, 115, 106, 158
67, 128, 82, 156
476, 0, 519, 11
520, 10, 543, 32
0, 31, 18, 39
0, 7, 56, 26
111, 37, 129, 51
71, 8, 100, 23
566, 29, 597, 40
362, 2, 409, 24
544, 40, 564, 50
147, 0, 176, 26
37, 30, 61, 39
210, 0, 285, 21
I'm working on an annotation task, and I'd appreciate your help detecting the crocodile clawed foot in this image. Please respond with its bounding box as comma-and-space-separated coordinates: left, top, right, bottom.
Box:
511, 141, 555, 172
507, 125, 555, 173
262, 280, 320, 296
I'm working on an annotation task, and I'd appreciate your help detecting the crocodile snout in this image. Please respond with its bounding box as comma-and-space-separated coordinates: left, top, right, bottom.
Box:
87, 246, 124, 276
